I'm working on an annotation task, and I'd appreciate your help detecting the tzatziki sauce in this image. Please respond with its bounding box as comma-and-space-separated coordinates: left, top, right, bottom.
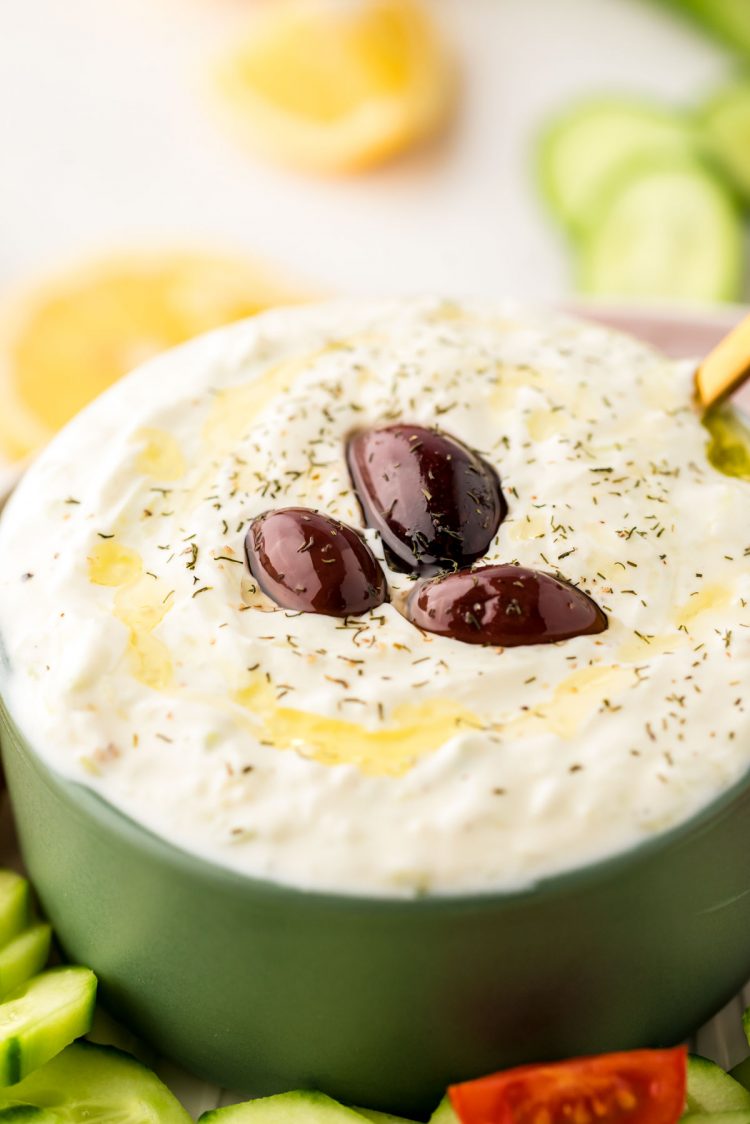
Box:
0, 299, 748, 896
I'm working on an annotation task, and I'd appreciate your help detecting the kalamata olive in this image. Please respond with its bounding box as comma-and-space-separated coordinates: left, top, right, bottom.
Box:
406, 565, 607, 646
347, 425, 506, 574
245, 508, 387, 618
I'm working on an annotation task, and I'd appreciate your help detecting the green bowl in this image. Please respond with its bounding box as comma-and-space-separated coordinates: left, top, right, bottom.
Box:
3, 302, 749, 1113
3, 697, 750, 1116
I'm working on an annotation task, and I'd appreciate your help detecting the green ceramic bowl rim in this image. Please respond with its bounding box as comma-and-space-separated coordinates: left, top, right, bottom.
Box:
4, 685, 750, 914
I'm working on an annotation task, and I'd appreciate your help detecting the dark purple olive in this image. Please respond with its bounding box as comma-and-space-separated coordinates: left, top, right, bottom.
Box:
406, 565, 607, 647
347, 425, 506, 575
245, 508, 387, 618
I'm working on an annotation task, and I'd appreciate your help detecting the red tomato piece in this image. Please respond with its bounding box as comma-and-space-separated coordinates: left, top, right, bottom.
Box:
449, 1046, 687, 1124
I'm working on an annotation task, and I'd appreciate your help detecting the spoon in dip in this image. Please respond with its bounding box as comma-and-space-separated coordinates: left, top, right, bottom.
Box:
694, 311, 750, 480
695, 311, 750, 409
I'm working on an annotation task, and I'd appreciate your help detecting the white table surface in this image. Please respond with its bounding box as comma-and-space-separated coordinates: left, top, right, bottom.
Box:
1, 1, 749, 1116
0, 0, 735, 301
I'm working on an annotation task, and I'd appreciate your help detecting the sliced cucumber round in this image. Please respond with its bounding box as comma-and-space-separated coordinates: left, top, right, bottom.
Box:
701, 79, 750, 202
682, 1115, 750, 1124
654, 0, 750, 58
0, 928, 51, 1004
0, 877, 31, 953
429, 1098, 458, 1124
686, 1055, 750, 1113
577, 158, 744, 302
200, 1091, 371, 1122
0, 1041, 190, 1122
537, 97, 696, 235
0, 1108, 63, 1121
0, 968, 96, 1087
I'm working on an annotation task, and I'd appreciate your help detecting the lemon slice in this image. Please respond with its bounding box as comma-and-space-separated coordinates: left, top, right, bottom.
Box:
0, 251, 304, 461
215, 0, 454, 174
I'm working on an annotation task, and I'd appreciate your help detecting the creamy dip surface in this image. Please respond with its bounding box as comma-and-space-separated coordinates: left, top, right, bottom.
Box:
0, 298, 749, 897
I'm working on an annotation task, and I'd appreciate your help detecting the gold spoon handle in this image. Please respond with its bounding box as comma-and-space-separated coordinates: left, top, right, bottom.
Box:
696, 311, 750, 408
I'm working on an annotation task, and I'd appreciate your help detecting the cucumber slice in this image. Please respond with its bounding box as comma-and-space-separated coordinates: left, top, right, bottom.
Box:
0, 968, 96, 1086
429, 1098, 458, 1124
654, 0, 750, 58
0, 877, 30, 952
577, 158, 743, 302
681, 1115, 750, 1124
0, 1041, 191, 1122
537, 98, 695, 234
731, 1057, 750, 1092
686, 1055, 750, 1113
0, 929, 51, 1003
703, 402, 750, 480
701, 80, 750, 202
0, 1109, 63, 1121
200, 1091, 370, 1122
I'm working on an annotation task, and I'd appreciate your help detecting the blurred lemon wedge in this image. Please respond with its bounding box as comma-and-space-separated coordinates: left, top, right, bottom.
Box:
216, 0, 454, 173
0, 251, 304, 462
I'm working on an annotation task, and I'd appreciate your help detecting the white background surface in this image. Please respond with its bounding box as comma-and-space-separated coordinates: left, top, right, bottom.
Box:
0, 0, 736, 301
1, 0, 749, 1116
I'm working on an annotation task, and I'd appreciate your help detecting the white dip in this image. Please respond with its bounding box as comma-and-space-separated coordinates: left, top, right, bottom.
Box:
0, 299, 748, 896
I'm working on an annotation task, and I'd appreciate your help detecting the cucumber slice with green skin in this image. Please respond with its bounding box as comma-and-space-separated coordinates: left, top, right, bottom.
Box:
537, 98, 696, 235
0, 1041, 191, 1122
0, 968, 96, 1087
731, 1057, 750, 1092
654, 0, 750, 58
702, 80, 750, 202
428, 1098, 458, 1124
0, 1109, 63, 1121
686, 1055, 750, 1113
200, 1091, 371, 1123
0, 929, 51, 1003
577, 158, 744, 302
0, 877, 30, 953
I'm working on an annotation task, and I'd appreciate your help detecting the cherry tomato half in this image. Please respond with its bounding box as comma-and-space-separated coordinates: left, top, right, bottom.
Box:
449, 1047, 687, 1124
